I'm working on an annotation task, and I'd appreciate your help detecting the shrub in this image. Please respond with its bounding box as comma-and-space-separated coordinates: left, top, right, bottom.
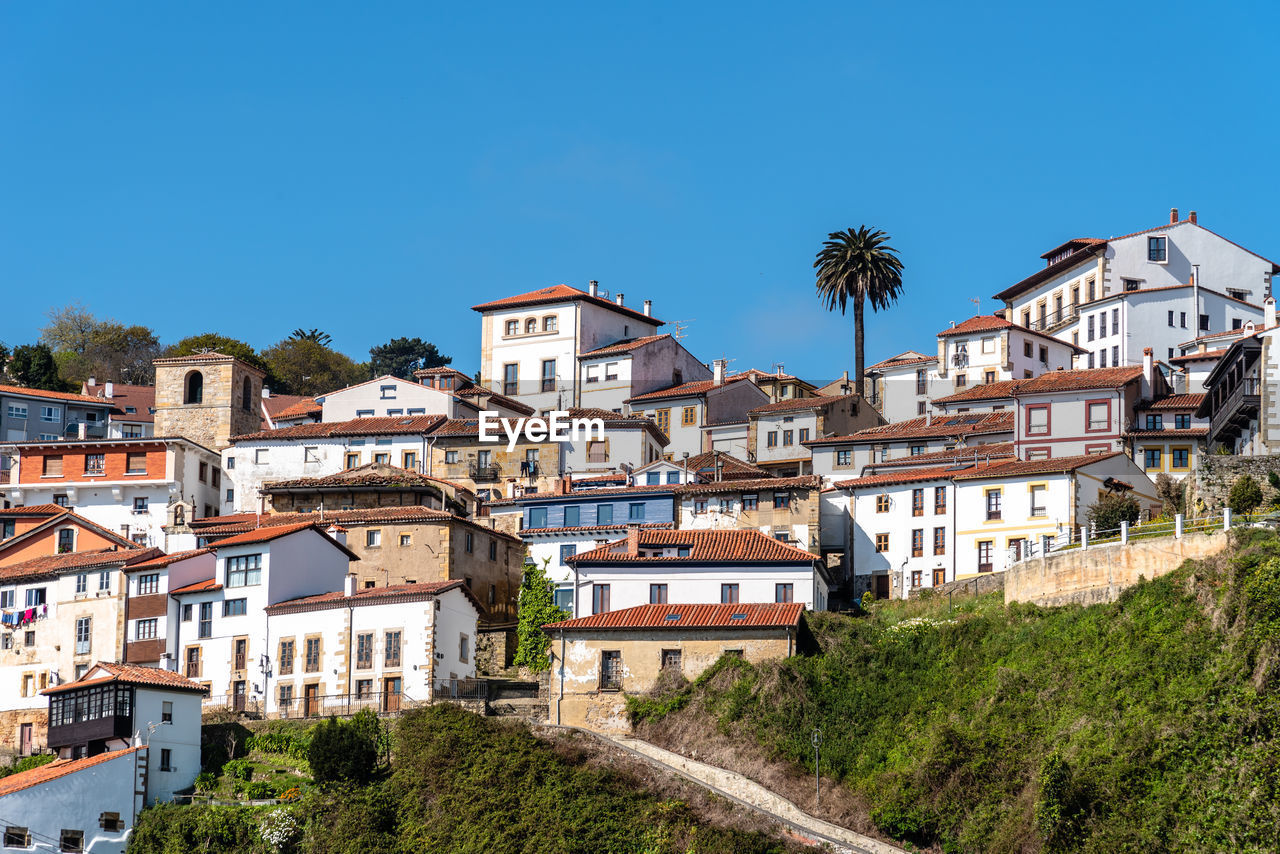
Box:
194, 771, 218, 793
246, 729, 311, 762
308, 717, 377, 787
1155, 472, 1184, 516
513, 557, 565, 671
1229, 474, 1265, 514
1087, 491, 1140, 531
258, 808, 300, 851
0, 754, 55, 779
243, 781, 276, 800
223, 758, 254, 781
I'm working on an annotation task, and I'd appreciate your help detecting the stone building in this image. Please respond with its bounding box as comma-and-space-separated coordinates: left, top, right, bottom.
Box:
153, 352, 266, 451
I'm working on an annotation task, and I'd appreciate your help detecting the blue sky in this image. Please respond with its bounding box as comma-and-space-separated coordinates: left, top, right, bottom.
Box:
3, 2, 1278, 384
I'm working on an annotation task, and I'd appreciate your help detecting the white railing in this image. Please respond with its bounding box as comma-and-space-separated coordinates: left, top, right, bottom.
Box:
1008, 509, 1262, 564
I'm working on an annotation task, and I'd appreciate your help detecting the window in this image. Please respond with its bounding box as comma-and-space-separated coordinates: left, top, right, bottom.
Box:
1099, 349, 1107, 368
910, 444, 924, 456
465, 532, 474, 552
60, 829, 84, 852
875, 533, 889, 552
628, 502, 645, 520
226, 554, 262, 587
694, 498, 708, 514
911, 488, 924, 517
133, 496, 149, 514
782, 429, 794, 446
402, 451, 417, 470
198, 602, 213, 638
505, 319, 518, 336
26, 587, 47, 607
543, 315, 557, 332
305, 638, 321, 671
1024, 341, 1033, 358
1123, 278, 1140, 291
934, 486, 946, 514
1175, 413, 1191, 430
366, 529, 382, 547
1039, 345, 1048, 364
223, 598, 247, 616
41, 405, 61, 423
373, 452, 390, 465
1112, 309, 1119, 335
489, 540, 497, 560
601, 650, 623, 690
741, 493, 758, 511
650, 583, 668, 604
541, 359, 557, 393
977, 540, 993, 572
503, 364, 518, 396
76, 573, 87, 594
75, 617, 91, 655
43, 455, 64, 477
1233, 318, 1243, 330
773, 492, 788, 509
184, 369, 204, 404
1030, 484, 1047, 517
1145, 414, 1163, 430
24, 631, 34, 647
911, 528, 924, 557
279, 683, 294, 710
875, 494, 890, 513
604, 362, 619, 381
1087, 315, 1095, 341
138, 573, 159, 595
459, 633, 470, 663
185, 646, 201, 677
84, 453, 105, 475
597, 504, 613, 525
667, 471, 680, 484
1168, 310, 1175, 327
1112, 345, 1119, 366
835, 449, 852, 467
0, 589, 11, 609
355, 679, 373, 700
5, 405, 26, 419
653, 409, 670, 434
910, 570, 923, 589
720, 583, 740, 604
4, 828, 30, 848
1199, 313, 1210, 332
766, 431, 778, 448
775, 583, 794, 603
279, 639, 294, 674
1148, 235, 1167, 262
1086, 401, 1109, 431
1144, 448, 1162, 470
385, 631, 401, 666
1087, 279, 1096, 301
586, 440, 608, 463
681, 406, 696, 427
1172, 447, 1190, 468
181, 603, 192, 622
355, 409, 374, 417
356, 633, 374, 669
444, 450, 458, 465
525, 317, 537, 334
934, 526, 946, 555
955, 373, 967, 389
592, 583, 611, 614
1026, 405, 1049, 435
985, 489, 1002, 521
1180, 311, 1187, 328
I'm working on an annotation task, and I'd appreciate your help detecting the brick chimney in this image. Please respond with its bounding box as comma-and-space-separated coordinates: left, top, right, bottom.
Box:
1170, 207, 1179, 224
625, 525, 641, 555
1189, 210, 1197, 225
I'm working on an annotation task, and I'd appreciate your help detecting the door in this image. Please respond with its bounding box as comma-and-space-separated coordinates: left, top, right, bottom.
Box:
233, 638, 247, 671
19, 724, 31, 756
232, 680, 246, 712
1010, 538, 1024, 562
303, 684, 320, 717
932, 568, 946, 588
382, 677, 401, 712
873, 574, 890, 600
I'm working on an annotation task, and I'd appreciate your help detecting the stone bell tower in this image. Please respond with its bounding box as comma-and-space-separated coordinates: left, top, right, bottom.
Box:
152, 352, 266, 450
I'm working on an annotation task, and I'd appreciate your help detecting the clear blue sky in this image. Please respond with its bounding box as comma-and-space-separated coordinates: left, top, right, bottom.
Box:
3, 2, 1277, 384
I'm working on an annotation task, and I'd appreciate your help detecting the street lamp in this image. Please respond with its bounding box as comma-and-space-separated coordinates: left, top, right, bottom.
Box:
811, 728, 822, 806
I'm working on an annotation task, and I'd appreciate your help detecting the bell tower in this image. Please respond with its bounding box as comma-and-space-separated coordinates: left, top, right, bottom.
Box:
153, 352, 266, 450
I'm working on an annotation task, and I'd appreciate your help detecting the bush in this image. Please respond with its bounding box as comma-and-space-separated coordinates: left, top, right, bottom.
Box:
194, 771, 218, 792
0, 754, 55, 779
1155, 472, 1184, 516
1087, 491, 1140, 531
513, 557, 565, 671
1229, 474, 1265, 514
246, 728, 311, 762
223, 758, 254, 781
307, 717, 377, 787
243, 781, 276, 800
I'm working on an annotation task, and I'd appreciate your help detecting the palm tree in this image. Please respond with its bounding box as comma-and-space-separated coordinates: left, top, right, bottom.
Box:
289, 328, 333, 347
814, 226, 905, 394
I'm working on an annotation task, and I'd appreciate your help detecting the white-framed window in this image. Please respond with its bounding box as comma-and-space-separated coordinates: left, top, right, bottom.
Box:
40, 406, 61, 422
75, 616, 91, 655
226, 554, 262, 587
1148, 235, 1167, 262
5, 405, 26, 419
254, 449, 268, 464
136, 618, 158, 640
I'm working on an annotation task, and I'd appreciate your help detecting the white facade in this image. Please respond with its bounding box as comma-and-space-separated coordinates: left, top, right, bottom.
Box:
123, 551, 216, 668
703, 421, 749, 457
558, 424, 667, 475
578, 336, 711, 415
574, 561, 828, 614
317, 375, 477, 421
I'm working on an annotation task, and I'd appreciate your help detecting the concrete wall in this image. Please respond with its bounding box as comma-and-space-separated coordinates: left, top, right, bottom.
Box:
1004, 530, 1227, 607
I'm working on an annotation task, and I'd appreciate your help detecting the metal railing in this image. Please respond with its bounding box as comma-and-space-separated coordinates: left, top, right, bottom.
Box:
435, 679, 489, 700
202, 691, 419, 719
1026, 303, 1079, 332
469, 463, 501, 482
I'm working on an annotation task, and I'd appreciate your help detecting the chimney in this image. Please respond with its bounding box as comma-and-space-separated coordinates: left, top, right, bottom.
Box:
625, 525, 641, 556
343, 574, 357, 597
712, 359, 726, 386
1189, 210, 1197, 225
327, 524, 347, 546
262, 387, 271, 399
1170, 207, 1179, 224
1142, 347, 1155, 393
643, 299, 652, 316
588, 280, 599, 297
1266, 296, 1276, 330
925, 409, 933, 426
87, 376, 96, 388
615, 293, 625, 306
104, 382, 114, 399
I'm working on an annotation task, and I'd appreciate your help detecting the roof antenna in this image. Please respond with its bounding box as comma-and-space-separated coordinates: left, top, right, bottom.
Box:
970, 298, 980, 312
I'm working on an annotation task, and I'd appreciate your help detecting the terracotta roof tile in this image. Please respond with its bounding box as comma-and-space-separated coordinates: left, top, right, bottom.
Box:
1014, 366, 1143, 394
625, 375, 751, 404
950, 452, 1123, 480
0, 747, 144, 798
750, 394, 869, 415
1169, 349, 1227, 364
192, 507, 521, 542
866, 352, 936, 371
544, 602, 805, 632
835, 466, 962, 490
122, 549, 213, 570
675, 475, 818, 496
44, 662, 207, 695
568, 529, 816, 564
232, 415, 446, 442
262, 463, 472, 494
209, 521, 338, 549
0, 503, 68, 516
933, 379, 1025, 405
264, 579, 483, 616
170, 578, 222, 595
0, 384, 108, 405
810, 411, 1014, 444
936, 314, 1087, 351
578, 334, 672, 358
83, 382, 156, 423
471, 284, 663, 324
265, 396, 321, 419
682, 451, 770, 480
1126, 428, 1208, 438
0, 547, 152, 582
863, 442, 1016, 469
1138, 393, 1206, 411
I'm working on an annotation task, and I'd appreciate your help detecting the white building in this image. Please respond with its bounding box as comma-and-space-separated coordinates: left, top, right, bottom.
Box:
749, 394, 885, 476
865, 352, 944, 423
578, 334, 712, 414
317, 375, 479, 421
566, 528, 830, 615
934, 314, 1081, 390
472, 282, 662, 414
121, 549, 216, 668
624, 364, 768, 459
806, 411, 1015, 481
82, 381, 155, 439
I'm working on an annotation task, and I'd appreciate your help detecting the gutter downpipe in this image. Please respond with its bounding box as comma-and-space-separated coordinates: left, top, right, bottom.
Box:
556, 629, 565, 725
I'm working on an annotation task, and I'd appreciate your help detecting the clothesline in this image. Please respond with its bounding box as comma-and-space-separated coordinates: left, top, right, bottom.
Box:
0, 604, 48, 628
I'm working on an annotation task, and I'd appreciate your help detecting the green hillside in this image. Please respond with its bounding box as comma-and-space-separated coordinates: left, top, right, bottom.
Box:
631, 529, 1280, 853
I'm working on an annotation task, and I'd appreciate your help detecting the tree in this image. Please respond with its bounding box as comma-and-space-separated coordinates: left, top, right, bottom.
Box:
1088, 491, 1140, 531
261, 338, 367, 397
1155, 473, 1184, 517
307, 716, 377, 787
814, 226, 905, 393
368, 337, 451, 380
164, 333, 270, 373
7, 344, 70, 391
1228, 475, 1265, 515
289, 328, 332, 347
514, 557, 567, 671
39, 303, 162, 386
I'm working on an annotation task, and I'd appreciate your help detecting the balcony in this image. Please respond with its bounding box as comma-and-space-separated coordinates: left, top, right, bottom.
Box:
1026, 303, 1079, 333
468, 463, 501, 482
1208, 377, 1260, 445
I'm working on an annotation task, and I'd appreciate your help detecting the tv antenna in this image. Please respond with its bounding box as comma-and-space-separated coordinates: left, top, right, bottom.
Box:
671, 320, 695, 340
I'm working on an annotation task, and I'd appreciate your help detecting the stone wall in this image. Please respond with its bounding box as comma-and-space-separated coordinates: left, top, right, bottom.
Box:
909, 572, 1005, 600
1189, 454, 1280, 516
475, 624, 517, 675
1004, 530, 1228, 608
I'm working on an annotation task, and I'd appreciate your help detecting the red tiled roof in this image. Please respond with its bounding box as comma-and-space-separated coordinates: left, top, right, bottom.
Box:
264, 579, 483, 616
0, 503, 68, 516
471, 284, 663, 324
993, 243, 1107, 302
265, 396, 321, 419
208, 521, 360, 557
0, 384, 107, 405
262, 463, 472, 494
625, 375, 752, 404
675, 475, 818, 496
170, 578, 222, 595
1014, 366, 1143, 394
44, 662, 208, 695
578, 334, 671, 358
544, 602, 805, 632
1139, 393, 1206, 411
866, 353, 935, 371
810, 411, 1015, 444
568, 529, 816, 564
0, 509, 138, 552
0, 747, 143, 798
750, 393, 870, 415
936, 314, 1088, 351
950, 452, 1123, 480
682, 450, 770, 480
933, 379, 1024, 405
123, 549, 213, 570
571, 472, 629, 484
864, 442, 1016, 470
1126, 428, 1209, 438
1169, 349, 1227, 364
450, 387, 536, 415
83, 382, 156, 423
0, 547, 152, 581
232, 415, 446, 442
1038, 237, 1107, 260
835, 466, 961, 490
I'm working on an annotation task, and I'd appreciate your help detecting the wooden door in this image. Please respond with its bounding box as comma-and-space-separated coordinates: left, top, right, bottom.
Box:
932, 568, 946, 588
232, 680, 246, 712
303, 684, 320, 717
382, 677, 402, 712
873, 574, 890, 600
19, 724, 31, 756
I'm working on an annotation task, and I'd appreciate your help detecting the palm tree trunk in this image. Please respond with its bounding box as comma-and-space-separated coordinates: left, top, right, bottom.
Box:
854, 297, 866, 397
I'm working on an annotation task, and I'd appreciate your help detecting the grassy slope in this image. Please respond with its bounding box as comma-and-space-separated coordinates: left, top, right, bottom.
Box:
131, 705, 797, 854
632, 530, 1280, 853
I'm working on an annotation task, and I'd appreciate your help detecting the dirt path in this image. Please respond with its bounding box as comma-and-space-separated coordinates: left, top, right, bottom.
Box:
553, 726, 908, 854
